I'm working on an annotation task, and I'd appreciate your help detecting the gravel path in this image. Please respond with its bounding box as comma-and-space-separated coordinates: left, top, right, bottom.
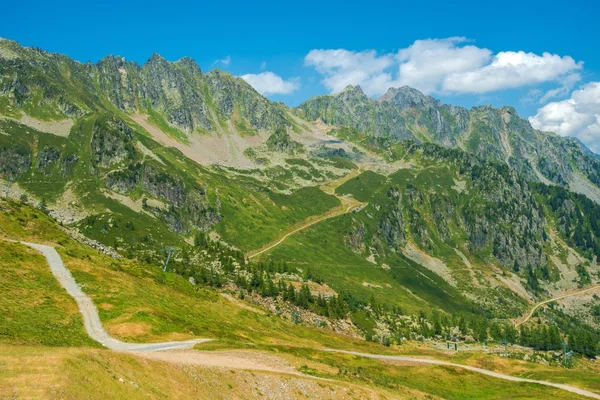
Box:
18, 240, 600, 398
247, 169, 365, 260
326, 349, 600, 399
21, 241, 210, 352
247, 197, 362, 259
516, 284, 600, 328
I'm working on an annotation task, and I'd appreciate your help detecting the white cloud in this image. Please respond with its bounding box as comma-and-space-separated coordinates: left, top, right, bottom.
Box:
240, 72, 300, 95
212, 55, 231, 67
443, 51, 582, 93
304, 49, 395, 96
305, 38, 583, 98
529, 82, 600, 152
397, 37, 491, 94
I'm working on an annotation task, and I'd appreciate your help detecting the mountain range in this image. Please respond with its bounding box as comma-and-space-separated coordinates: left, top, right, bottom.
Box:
1, 37, 600, 353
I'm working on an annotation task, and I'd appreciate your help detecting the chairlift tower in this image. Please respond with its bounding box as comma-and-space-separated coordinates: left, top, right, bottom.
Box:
499, 339, 508, 357
163, 246, 177, 272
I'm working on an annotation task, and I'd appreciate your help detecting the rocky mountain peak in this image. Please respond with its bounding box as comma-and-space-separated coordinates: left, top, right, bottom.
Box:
339, 85, 366, 97
146, 52, 168, 66
176, 56, 202, 75
379, 86, 440, 110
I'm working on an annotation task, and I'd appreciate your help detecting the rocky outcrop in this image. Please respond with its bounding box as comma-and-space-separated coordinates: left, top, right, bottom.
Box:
61, 153, 78, 177
105, 163, 142, 194
266, 127, 303, 154
104, 162, 221, 234
141, 165, 186, 206
376, 187, 406, 251
345, 219, 366, 253
90, 116, 135, 169
36, 146, 60, 175
0, 143, 30, 179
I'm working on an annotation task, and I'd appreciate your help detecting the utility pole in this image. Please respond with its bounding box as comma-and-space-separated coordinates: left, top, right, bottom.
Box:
163, 246, 176, 272
4, 176, 13, 198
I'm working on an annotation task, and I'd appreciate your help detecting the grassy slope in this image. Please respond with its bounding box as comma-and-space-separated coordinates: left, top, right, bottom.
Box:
0, 241, 96, 347
1, 117, 342, 253
0, 200, 597, 399
0, 199, 376, 348
272, 346, 584, 400
0, 345, 396, 400
263, 167, 472, 313
263, 162, 531, 317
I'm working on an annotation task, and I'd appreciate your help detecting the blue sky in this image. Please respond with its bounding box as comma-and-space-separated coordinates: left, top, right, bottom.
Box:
3, 0, 600, 150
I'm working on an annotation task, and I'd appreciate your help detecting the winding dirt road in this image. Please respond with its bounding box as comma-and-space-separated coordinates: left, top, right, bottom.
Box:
247, 197, 363, 259
247, 169, 365, 260
19, 240, 600, 398
515, 284, 600, 328
20, 241, 210, 352
326, 349, 600, 399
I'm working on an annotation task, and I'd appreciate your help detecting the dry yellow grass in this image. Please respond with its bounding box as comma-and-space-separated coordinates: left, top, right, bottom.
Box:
0, 344, 409, 400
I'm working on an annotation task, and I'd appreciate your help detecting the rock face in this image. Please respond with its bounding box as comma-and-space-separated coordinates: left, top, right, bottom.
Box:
342, 143, 551, 281
299, 86, 600, 202
345, 219, 366, 253
377, 187, 406, 252
0, 143, 30, 179
105, 162, 221, 234
266, 127, 304, 154
91, 116, 135, 168
36, 146, 60, 175
0, 39, 289, 137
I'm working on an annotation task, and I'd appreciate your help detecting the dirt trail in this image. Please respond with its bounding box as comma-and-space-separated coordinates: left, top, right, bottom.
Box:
247, 169, 365, 260
16, 240, 306, 375
515, 284, 600, 328
247, 197, 363, 259
326, 349, 600, 399
14, 239, 600, 398
19, 241, 210, 352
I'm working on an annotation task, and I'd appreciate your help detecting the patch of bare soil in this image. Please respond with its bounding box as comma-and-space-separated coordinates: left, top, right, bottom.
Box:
130, 112, 261, 168
570, 171, 600, 205
402, 243, 457, 287
496, 272, 532, 302
12, 114, 73, 137
101, 189, 155, 218
137, 349, 299, 375
290, 280, 338, 297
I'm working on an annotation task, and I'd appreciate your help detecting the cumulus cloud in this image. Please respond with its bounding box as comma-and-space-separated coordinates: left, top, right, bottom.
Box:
529, 82, 600, 152
396, 37, 491, 94
443, 51, 582, 93
304, 49, 395, 96
305, 38, 583, 98
240, 72, 300, 95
